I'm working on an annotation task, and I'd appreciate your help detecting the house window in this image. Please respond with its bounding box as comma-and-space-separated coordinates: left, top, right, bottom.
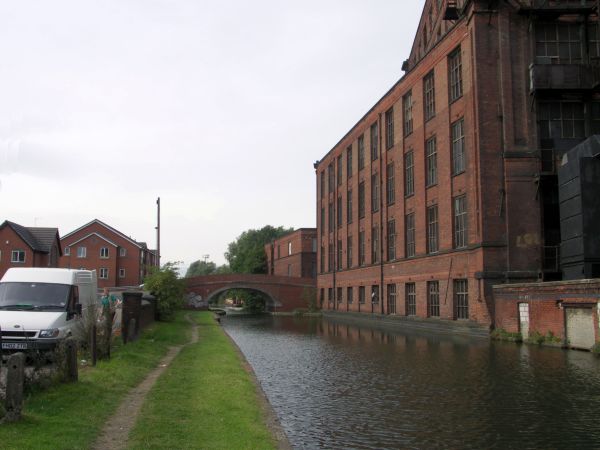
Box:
424, 70, 436, 121
119, 247, 127, 257
337, 196, 343, 229
427, 281, 440, 317
11, 250, 25, 263
387, 219, 396, 261
404, 151, 414, 197
100, 268, 109, 279
359, 286, 366, 304
371, 173, 379, 212
347, 287, 354, 304
328, 244, 334, 272
387, 284, 397, 314
359, 231, 366, 266
358, 135, 365, 170
538, 101, 585, 139
100, 247, 109, 258
535, 22, 582, 64
77, 246, 87, 258
405, 213, 416, 257
337, 240, 343, 270
320, 171, 325, 198
589, 23, 600, 59
427, 205, 439, 254
454, 279, 469, 319
119, 268, 126, 278
358, 181, 365, 219
385, 107, 394, 149
312, 238, 317, 252
328, 163, 335, 194
405, 283, 416, 316
370, 122, 378, 161
592, 102, 600, 134
451, 118, 465, 175
347, 236, 353, 268
448, 46, 463, 102
371, 285, 379, 304
337, 155, 343, 186
320, 246, 325, 273
347, 189, 353, 224
321, 207, 325, 234
403, 91, 413, 137
346, 145, 353, 178
328, 202, 334, 232
288, 242, 292, 255
454, 195, 468, 249
426, 136, 437, 186
328, 288, 333, 304
386, 162, 395, 205
337, 287, 343, 304
372, 225, 379, 263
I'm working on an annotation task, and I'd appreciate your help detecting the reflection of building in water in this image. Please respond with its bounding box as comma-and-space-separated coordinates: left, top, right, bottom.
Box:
314, 0, 600, 348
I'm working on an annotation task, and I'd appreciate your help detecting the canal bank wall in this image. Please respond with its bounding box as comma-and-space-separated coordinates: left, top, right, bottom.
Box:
323, 310, 490, 338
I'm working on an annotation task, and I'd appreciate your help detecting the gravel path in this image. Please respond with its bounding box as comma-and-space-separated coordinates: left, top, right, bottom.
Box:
92, 315, 199, 450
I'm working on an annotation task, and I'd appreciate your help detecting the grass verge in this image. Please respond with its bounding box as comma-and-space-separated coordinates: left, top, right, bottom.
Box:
127, 311, 276, 450
0, 311, 191, 450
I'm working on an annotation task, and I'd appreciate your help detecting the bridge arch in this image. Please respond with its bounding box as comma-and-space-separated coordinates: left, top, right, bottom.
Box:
185, 274, 315, 313
204, 285, 282, 309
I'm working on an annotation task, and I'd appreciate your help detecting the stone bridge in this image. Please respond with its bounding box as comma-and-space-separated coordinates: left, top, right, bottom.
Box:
185, 274, 316, 312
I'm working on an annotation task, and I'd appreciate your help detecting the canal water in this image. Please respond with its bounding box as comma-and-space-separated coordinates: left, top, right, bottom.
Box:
221, 315, 600, 450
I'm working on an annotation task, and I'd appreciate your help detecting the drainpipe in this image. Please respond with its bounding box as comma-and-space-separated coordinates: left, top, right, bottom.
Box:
379, 113, 385, 315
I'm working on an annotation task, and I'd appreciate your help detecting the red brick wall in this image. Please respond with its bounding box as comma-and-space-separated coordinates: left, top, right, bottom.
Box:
314, 2, 547, 327
0, 227, 59, 279
265, 229, 317, 279
59, 222, 148, 288
494, 280, 600, 342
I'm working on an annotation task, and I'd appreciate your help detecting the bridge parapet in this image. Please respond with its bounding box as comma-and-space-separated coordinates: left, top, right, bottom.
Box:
185, 274, 316, 312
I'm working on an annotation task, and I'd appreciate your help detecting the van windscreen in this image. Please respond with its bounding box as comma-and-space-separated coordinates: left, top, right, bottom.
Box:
0, 282, 70, 311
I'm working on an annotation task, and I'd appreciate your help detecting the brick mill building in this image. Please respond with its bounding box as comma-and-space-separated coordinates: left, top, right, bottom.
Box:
59, 219, 157, 289
0, 221, 62, 279
265, 228, 317, 279
315, 0, 600, 329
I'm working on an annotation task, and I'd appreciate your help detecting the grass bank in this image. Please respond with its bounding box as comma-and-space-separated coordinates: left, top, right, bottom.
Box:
127, 311, 277, 450
0, 312, 191, 450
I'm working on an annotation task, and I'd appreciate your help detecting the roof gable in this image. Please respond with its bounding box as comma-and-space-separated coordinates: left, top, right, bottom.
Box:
0, 221, 60, 254
61, 219, 143, 248
68, 232, 119, 248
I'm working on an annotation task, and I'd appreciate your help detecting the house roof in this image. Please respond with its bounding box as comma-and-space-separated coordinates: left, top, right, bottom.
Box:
68, 232, 119, 248
0, 220, 61, 254
61, 218, 144, 249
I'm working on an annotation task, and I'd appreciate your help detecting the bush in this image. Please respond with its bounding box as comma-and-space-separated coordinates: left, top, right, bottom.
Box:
143, 262, 185, 321
490, 328, 523, 342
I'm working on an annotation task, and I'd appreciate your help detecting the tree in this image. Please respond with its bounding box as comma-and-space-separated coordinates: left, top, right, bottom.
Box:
225, 225, 293, 274
144, 262, 185, 321
185, 260, 217, 277
185, 260, 232, 278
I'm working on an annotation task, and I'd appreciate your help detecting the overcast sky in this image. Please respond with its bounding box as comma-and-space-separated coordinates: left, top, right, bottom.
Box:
0, 1, 421, 270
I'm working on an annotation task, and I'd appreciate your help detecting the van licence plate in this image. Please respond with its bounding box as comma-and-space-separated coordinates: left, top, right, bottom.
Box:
2, 342, 28, 350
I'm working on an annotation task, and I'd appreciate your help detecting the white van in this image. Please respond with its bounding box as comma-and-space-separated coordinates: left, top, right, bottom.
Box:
0, 268, 99, 351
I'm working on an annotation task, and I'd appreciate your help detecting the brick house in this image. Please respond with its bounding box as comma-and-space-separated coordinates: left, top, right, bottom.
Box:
0, 221, 62, 279
265, 229, 317, 279
314, 0, 600, 328
59, 219, 157, 289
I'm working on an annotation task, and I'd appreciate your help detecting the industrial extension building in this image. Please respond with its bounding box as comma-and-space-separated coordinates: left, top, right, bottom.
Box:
315, 0, 600, 336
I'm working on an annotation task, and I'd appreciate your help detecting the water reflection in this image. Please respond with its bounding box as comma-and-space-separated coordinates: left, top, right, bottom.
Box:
222, 315, 600, 450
